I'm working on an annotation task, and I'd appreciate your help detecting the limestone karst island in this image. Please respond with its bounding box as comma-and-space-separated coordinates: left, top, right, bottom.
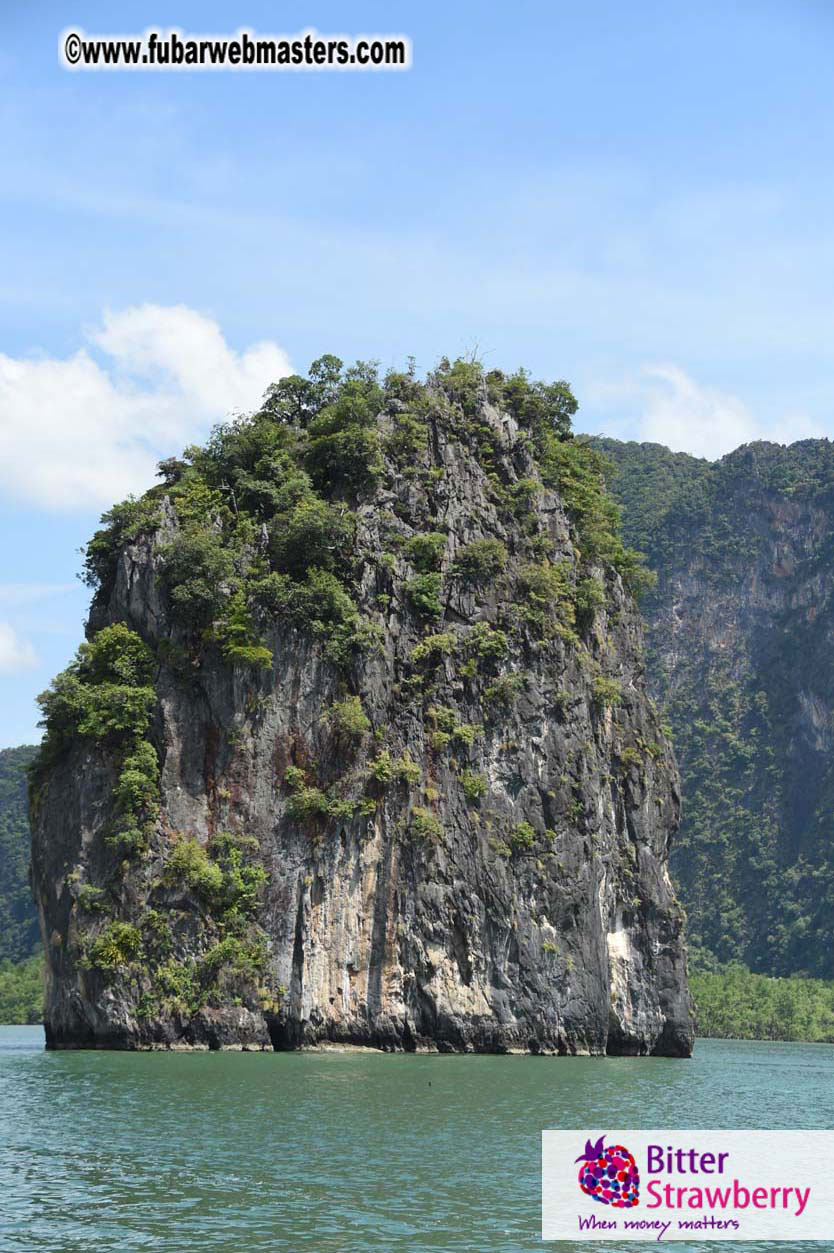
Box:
28, 358, 693, 1055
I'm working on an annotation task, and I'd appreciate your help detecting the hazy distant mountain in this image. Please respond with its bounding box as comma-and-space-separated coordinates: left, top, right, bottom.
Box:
0, 745, 39, 963
594, 436, 834, 977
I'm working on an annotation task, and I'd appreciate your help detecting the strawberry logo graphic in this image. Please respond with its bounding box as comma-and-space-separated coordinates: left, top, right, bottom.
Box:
576, 1135, 640, 1208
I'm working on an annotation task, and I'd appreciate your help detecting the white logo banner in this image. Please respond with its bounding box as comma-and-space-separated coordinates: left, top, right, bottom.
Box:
542, 1130, 833, 1241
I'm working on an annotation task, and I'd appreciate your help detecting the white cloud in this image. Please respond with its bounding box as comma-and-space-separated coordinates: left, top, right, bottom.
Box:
591, 364, 825, 460
0, 305, 292, 509
0, 622, 37, 673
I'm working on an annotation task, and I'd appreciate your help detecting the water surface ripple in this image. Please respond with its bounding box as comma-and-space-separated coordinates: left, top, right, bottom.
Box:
1, 1028, 832, 1252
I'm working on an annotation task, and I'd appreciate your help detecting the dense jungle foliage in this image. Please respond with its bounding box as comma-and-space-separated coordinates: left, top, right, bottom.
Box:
691, 959, 834, 1042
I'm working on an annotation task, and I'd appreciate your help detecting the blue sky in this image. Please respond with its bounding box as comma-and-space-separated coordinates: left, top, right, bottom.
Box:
1, 0, 833, 745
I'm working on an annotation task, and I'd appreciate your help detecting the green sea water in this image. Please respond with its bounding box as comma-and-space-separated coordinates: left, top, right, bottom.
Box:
1, 1027, 832, 1252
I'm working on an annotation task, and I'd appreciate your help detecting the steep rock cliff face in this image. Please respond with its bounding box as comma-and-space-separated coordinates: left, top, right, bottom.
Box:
31, 361, 692, 1053
594, 437, 834, 977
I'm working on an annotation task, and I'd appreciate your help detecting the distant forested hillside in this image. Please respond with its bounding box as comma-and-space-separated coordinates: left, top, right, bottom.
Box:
592, 436, 834, 978
691, 963, 834, 1042
0, 955, 42, 1024
0, 745, 39, 963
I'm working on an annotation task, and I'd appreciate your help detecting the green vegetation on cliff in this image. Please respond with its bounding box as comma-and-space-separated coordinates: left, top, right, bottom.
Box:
81, 358, 648, 648
34, 625, 160, 857
594, 435, 834, 978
